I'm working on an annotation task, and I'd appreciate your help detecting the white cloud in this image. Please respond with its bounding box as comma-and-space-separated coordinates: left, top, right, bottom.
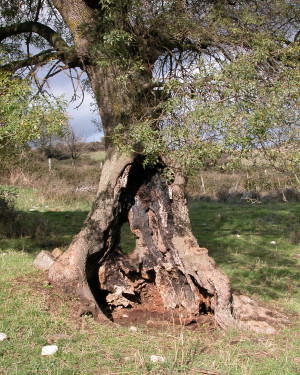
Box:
40, 69, 103, 142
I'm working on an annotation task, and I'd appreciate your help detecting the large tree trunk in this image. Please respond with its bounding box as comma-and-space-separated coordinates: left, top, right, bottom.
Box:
49, 151, 235, 328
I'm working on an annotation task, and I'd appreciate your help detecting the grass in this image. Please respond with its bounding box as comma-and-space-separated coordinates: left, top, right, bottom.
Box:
0, 187, 299, 374
88, 151, 106, 162
188, 200, 300, 312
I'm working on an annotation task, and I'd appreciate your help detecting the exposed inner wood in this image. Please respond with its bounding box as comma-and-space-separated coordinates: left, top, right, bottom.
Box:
97, 162, 214, 319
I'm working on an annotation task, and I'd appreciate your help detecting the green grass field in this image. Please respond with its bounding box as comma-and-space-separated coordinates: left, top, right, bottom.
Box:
0, 187, 299, 374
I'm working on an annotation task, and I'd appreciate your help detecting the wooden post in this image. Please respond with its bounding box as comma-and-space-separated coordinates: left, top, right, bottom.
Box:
200, 175, 206, 194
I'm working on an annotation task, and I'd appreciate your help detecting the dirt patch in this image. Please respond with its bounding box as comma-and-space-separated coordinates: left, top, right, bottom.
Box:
112, 284, 215, 330
113, 307, 215, 330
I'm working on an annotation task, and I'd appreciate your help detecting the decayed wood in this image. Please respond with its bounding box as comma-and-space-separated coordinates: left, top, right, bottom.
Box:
97, 160, 235, 328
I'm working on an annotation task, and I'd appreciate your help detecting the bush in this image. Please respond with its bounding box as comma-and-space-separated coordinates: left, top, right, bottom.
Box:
283, 188, 300, 202
216, 187, 245, 203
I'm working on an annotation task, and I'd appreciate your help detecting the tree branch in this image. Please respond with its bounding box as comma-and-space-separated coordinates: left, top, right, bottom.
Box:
0, 21, 70, 52
1, 47, 81, 73
1, 49, 57, 72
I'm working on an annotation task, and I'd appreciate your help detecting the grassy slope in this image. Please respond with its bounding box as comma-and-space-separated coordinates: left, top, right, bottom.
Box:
0, 188, 299, 374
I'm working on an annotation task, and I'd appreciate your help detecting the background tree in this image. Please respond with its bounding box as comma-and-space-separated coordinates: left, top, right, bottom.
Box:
0, 0, 298, 331
65, 126, 85, 161
0, 69, 68, 170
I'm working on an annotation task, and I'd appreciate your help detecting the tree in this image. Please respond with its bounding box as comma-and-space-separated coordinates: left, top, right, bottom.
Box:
0, 69, 68, 170
1, 0, 298, 332
65, 126, 84, 161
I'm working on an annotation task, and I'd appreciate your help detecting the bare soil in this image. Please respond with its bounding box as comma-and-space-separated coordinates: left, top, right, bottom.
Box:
111, 283, 216, 330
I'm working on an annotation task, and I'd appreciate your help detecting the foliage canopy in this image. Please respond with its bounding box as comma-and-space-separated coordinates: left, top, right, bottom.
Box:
0, 0, 299, 173
0, 69, 68, 168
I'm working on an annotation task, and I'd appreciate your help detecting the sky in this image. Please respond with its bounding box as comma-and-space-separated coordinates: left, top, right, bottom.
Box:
45, 70, 103, 143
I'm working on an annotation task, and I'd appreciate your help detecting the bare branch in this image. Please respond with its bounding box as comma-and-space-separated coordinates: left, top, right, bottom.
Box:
26, 0, 44, 57
0, 49, 57, 72
0, 21, 70, 52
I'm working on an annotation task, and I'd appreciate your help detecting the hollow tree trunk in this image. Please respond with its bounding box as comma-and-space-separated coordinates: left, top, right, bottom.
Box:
49, 150, 235, 328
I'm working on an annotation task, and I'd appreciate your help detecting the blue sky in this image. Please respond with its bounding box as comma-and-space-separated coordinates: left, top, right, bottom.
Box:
27, 43, 102, 142
45, 70, 103, 143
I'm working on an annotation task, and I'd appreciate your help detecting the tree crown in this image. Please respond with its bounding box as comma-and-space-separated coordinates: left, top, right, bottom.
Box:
0, 0, 299, 173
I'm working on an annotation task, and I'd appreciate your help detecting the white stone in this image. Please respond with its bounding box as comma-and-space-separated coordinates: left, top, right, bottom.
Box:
41, 345, 58, 356
150, 355, 165, 363
129, 326, 137, 332
122, 314, 129, 318
271, 241, 276, 244
236, 234, 241, 238
34, 250, 54, 271
0, 333, 8, 341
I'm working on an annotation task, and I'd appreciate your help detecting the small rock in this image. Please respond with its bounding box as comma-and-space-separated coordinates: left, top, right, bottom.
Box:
202, 223, 207, 226
122, 314, 129, 318
0, 333, 8, 342
150, 355, 165, 363
236, 234, 241, 238
34, 250, 54, 271
129, 326, 137, 332
41, 345, 58, 356
29, 208, 36, 212
271, 241, 276, 245
52, 248, 63, 259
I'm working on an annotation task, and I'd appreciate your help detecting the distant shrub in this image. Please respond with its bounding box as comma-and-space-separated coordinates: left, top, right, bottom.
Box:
83, 141, 105, 152
283, 188, 300, 202
239, 190, 261, 203
216, 187, 246, 203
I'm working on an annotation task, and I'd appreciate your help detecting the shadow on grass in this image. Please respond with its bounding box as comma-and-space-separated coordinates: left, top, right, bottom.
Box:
0, 209, 89, 254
